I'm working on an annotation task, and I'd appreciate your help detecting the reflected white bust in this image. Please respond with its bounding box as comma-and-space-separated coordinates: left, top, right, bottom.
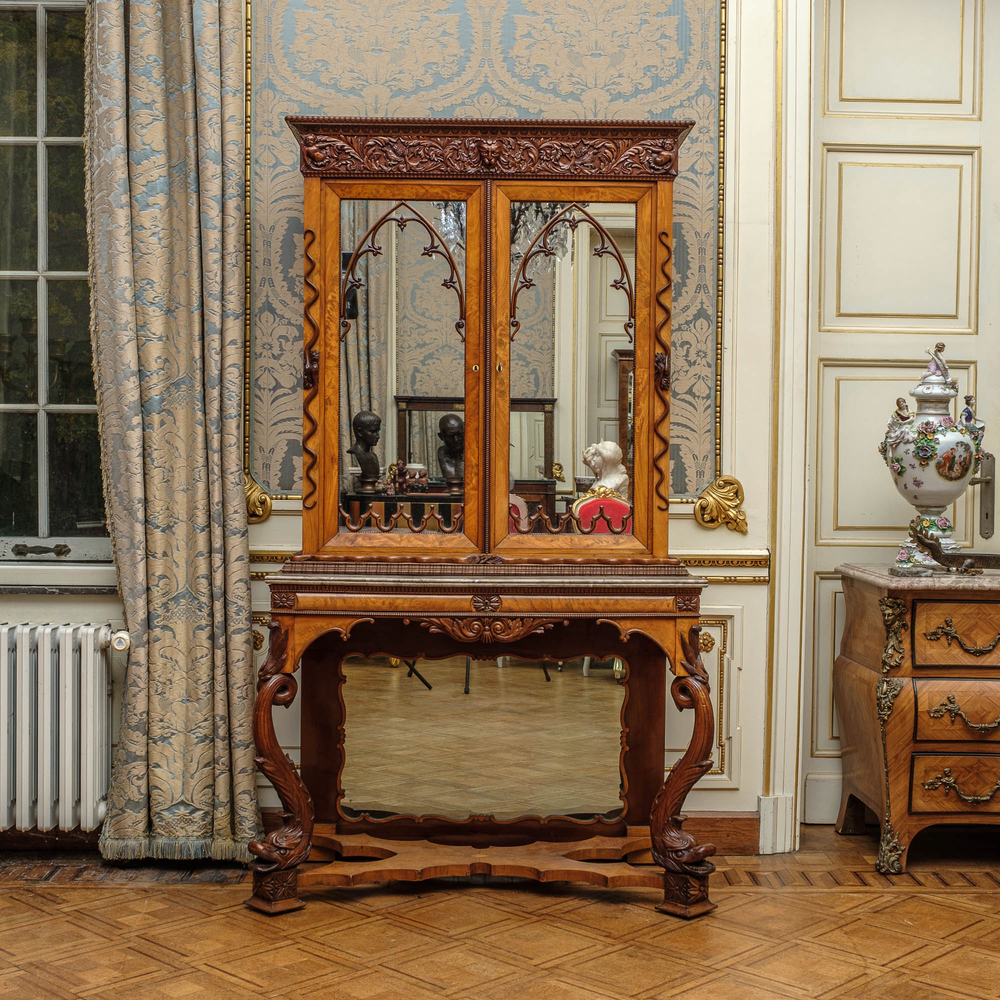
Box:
582, 441, 629, 499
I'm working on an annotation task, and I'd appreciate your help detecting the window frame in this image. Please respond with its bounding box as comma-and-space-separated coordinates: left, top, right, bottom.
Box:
0, 0, 110, 564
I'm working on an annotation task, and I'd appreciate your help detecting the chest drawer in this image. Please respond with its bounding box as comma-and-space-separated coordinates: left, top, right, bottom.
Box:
914, 680, 1000, 743
912, 601, 1000, 668
910, 754, 1000, 813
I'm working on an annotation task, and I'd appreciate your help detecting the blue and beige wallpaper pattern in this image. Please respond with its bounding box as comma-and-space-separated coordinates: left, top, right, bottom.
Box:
250, 0, 720, 497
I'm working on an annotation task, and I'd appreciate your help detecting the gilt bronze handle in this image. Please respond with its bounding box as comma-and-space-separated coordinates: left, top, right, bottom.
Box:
928, 694, 1000, 733
924, 618, 1000, 657
922, 767, 1000, 805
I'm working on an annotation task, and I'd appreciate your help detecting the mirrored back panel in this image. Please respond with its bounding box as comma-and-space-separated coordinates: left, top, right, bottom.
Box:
506, 200, 637, 537
339, 654, 627, 823
338, 198, 469, 535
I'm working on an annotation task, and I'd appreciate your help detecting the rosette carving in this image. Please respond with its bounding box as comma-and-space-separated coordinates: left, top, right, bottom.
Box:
471, 594, 502, 612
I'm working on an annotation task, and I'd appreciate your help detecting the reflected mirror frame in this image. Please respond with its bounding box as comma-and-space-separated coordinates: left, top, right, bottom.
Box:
490, 180, 656, 558
306, 180, 485, 557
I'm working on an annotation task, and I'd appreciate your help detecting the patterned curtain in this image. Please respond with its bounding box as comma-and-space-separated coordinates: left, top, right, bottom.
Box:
86, 0, 260, 859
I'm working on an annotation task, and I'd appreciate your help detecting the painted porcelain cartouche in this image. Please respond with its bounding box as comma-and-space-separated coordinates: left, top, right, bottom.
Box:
879, 343, 986, 574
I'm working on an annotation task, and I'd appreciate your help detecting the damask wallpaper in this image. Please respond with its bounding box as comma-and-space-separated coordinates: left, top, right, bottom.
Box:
250, 0, 720, 497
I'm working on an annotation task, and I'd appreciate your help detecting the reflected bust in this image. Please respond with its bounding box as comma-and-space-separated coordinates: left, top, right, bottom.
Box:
348, 410, 381, 493
437, 413, 465, 482
582, 441, 629, 500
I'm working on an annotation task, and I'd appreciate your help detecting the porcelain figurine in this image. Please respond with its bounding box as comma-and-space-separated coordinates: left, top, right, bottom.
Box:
581, 441, 629, 500
879, 343, 986, 575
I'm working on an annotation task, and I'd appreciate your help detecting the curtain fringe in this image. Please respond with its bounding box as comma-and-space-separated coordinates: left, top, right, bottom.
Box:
99, 834, 253, 864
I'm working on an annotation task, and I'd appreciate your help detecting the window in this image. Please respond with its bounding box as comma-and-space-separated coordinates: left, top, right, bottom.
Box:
0, 2, 108, 561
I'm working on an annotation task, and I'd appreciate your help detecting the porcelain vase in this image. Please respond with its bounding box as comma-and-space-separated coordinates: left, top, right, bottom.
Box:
879, 343, 986, 575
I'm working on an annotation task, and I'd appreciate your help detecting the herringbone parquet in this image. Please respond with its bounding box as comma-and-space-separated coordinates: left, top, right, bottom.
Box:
2, 826, 999, 999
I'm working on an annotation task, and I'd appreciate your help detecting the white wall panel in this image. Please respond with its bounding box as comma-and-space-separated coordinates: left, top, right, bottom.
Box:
665, 606, 742, 791
811, 573, 844, 759
826, 0, 982, 118
820, 147, 979, 332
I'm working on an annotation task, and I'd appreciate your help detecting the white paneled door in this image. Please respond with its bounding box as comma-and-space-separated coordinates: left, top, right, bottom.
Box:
801, 0, 1000, 823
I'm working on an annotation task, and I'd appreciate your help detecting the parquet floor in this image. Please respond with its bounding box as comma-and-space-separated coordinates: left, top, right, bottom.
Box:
2, 825, 999, 999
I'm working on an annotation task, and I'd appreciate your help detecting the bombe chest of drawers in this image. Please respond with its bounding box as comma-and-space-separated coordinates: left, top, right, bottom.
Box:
834, 564, 1000, 872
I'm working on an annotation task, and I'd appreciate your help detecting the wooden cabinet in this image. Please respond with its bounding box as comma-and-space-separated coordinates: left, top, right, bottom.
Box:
834, 565, 1000, 872
247, 118, 717, 919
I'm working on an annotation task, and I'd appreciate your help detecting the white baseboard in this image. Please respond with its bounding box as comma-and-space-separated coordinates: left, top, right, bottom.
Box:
803, 772, 842, 825
757, 793, 796, 853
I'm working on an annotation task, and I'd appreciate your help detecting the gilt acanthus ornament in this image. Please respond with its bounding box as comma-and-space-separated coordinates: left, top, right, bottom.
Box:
693, 475, 748, 534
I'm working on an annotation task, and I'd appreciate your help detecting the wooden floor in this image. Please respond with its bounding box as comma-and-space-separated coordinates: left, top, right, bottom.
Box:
2, 825, 999, 999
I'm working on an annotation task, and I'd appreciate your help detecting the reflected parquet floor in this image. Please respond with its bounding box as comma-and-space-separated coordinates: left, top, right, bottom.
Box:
1, 825, 998, 999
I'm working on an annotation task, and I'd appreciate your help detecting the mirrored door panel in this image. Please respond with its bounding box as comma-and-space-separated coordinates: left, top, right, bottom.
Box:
334, 192, 481, 543
499, 193, 643, 544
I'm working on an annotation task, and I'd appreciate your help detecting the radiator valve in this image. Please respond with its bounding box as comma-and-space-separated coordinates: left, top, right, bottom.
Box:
111, 631, 131, 652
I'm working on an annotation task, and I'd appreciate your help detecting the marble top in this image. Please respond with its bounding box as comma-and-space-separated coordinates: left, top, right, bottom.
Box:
837, 563, 1000, 592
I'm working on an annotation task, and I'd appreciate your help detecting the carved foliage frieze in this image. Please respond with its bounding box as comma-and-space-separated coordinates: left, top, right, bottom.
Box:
289, 123, 691, 180
410, 616, 568, 644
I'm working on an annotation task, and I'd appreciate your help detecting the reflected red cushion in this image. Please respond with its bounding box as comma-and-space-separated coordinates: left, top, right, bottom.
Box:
574, 496, 632, 534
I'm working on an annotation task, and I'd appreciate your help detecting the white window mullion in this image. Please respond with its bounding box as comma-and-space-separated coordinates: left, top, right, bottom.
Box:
35, 5, 45, 138
35, 4, 48, 537
37, 408, 49, 537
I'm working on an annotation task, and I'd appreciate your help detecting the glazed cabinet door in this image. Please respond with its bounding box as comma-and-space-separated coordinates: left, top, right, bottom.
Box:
489, 181, 666, 558
303, 180, 485, 557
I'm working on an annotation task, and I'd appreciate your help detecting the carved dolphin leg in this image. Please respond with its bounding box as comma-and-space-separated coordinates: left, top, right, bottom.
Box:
246, 625, 315, 914
650, 625, 717, 918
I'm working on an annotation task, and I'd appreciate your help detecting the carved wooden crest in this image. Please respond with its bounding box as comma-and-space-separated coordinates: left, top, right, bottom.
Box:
415, 616, 567, 644
288, 119, 693, 181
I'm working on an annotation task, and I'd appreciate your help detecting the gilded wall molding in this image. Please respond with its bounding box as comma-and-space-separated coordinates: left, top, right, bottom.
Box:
676, 554, 769, 569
